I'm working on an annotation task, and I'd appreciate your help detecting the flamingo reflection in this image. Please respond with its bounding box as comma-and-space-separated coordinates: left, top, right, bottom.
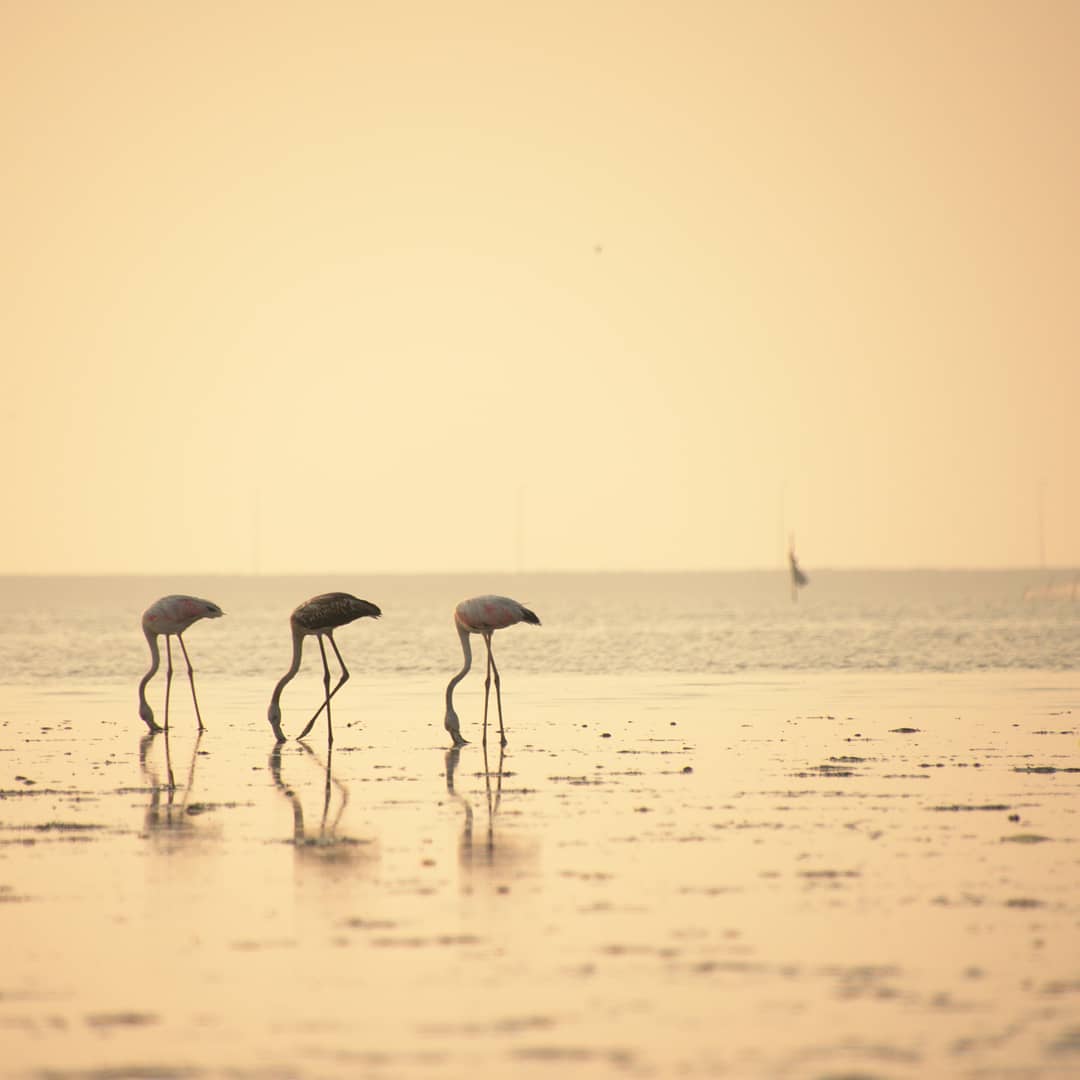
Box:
269, 744, 374, 864
139, 729, 205, 835
445, 744, 537, 879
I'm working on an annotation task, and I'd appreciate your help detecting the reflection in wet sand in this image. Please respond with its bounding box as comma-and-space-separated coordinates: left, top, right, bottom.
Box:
269, 743, 375, 869
4, 674, 1080, 1079
445, 742, 538, 883
139, 728, 204, 834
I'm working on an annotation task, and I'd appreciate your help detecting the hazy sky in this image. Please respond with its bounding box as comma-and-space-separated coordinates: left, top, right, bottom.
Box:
3, 1, 1077, 574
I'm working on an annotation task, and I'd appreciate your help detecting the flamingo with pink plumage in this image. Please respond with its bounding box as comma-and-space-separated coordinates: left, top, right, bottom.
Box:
267, 592, 381, 746
137, 595, 225, 733
444, 595, 541, 747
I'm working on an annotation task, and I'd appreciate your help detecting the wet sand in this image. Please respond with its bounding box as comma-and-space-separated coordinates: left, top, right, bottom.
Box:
1, 671, 1079, 1079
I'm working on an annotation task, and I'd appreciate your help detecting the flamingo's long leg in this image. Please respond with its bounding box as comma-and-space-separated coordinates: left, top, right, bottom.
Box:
177, 633, 206, 732
488, 638, 506, 745
307, 635, 334, 748
299, 634, 350, 740
164, 636, 174, 732
297, 679, 349, 736
481, 633, 494, 743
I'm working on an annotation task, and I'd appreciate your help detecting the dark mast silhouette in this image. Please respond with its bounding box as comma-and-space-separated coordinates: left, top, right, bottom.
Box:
788, 537, 809, 602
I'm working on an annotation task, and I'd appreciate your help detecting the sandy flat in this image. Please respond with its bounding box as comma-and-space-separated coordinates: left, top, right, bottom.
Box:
0, 671, 1078, 1079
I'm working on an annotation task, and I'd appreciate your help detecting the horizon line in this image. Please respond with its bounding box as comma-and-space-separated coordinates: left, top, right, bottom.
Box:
0, 565, 1077, 578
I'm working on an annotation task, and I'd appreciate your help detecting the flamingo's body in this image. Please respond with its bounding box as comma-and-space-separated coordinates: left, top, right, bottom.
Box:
444, 595, 540, 747
137, 595, 224, 732
267, 592, 381, 746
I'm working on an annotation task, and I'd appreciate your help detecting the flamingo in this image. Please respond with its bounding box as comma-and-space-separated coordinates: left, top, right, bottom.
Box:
444, 595, 541, 747
267, 592, 381, 746
137, 595, 225, 733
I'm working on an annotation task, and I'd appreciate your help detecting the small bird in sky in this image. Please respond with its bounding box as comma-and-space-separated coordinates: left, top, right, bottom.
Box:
138, 595, 224, 733
444, 595, 541, 747
267, 592, 381, 746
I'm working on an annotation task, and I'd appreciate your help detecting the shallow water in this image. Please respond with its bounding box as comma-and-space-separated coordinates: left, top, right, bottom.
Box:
0, 570, 1078, 686
2, 670, 1079, 1078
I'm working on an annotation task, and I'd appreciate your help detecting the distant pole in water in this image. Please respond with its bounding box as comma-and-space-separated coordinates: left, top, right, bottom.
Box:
138, 595, 225, 732
444, 595, 541, 748
788, 535, 809, 602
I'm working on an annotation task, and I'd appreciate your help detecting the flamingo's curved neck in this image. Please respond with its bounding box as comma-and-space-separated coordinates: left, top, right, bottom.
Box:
138, 629, 161, 710
445, 624, 473, 712
270, 623, 306, 712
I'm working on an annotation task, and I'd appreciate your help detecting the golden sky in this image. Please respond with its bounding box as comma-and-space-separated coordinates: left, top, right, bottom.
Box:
2, 1, 1077, 573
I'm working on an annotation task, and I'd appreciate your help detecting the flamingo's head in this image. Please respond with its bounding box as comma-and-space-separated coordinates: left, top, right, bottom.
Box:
138, 699, 160, 732
267, 702, 286, 744
444, 705, 467, 748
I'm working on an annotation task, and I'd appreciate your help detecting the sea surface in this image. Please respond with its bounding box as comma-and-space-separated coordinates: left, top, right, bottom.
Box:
0, 570, 1076, 685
